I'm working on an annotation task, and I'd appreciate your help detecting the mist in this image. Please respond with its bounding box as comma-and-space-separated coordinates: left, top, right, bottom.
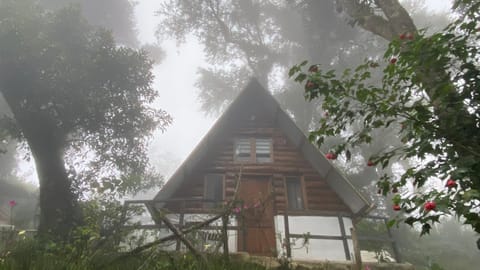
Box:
0, 0, 478, 269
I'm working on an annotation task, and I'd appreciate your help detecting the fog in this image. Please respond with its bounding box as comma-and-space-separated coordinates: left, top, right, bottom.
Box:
1, 0, 479, 269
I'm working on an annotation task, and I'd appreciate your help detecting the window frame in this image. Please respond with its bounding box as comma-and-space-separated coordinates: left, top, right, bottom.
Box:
233, 137, 273, 163
285, 176, 307, 211
204, 174, 225, 208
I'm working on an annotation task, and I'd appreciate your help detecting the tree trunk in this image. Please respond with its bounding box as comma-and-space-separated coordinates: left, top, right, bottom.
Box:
29, 134, 81, 240
1, 90, 81, 240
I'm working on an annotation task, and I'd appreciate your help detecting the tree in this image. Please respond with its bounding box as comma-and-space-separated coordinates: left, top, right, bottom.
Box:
0, 0, 171, 239
290, 0, 480, 235
38, 0, 139, 47
156, 0, 365, 131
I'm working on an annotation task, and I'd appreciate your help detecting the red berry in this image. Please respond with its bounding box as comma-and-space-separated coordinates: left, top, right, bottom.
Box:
393, 204, 401, 211
308, 65, 319, 73
306, 81, 315, 89
446, 179, 457, 188
399, 33, 406, 40
325, 152, 337, 160
367, 160, 375, 167
406, 33, 414, 40
390, 58, 397, 64
424, 201, 436, 211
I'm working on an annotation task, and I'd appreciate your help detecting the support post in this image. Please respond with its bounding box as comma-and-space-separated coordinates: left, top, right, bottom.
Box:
338, 215, 351, 260
283, 211, 291, 258
384, 218, 401, 263
221, 214, 229, 261
350, 227, 362, 270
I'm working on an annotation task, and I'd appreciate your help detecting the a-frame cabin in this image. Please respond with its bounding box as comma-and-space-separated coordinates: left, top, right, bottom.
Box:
150, 78, 371, 261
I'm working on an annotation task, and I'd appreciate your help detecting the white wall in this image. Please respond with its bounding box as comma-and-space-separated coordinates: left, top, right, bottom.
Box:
274, 215, 353, 261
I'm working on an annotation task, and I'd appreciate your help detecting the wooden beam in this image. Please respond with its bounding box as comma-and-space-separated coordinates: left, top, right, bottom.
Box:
350, 227, 362, 270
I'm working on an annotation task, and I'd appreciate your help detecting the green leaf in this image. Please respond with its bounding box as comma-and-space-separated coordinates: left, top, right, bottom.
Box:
295, 73, 307, 83
386, 219, 396, 228
288, 66, 297, 77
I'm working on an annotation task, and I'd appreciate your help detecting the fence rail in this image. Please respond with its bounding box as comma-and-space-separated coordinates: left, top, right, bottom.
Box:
123, 199, 401, 262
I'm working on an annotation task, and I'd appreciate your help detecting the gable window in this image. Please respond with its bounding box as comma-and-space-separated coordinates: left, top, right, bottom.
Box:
256, 138, 272, 163
204, 174, 224, 208
234, 138, 272, 163
234, 138, 251, 162
286, 177, 304, 210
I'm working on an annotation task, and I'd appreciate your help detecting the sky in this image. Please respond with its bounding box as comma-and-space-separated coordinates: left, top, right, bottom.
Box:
16, 0, 452, 189
135, 1, 215, 179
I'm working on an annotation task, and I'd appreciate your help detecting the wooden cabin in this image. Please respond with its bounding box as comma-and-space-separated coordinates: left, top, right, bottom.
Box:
149, 78, 371, 261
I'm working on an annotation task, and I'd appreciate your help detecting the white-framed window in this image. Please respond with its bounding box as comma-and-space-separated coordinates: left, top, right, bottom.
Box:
234, 137, 272, 163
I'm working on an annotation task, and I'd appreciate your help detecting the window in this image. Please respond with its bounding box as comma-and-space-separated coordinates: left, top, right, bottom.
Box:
234, 138, 272, 163
286, 177, 304, 210
256, 138, 272, 163
234, 138, 251, 162
204, 174, 224, 208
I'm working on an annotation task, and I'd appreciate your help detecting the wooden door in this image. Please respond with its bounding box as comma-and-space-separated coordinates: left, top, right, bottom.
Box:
237, 177, 276, 256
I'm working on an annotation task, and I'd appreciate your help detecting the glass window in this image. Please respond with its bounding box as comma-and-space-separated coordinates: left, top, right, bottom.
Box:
286, 177, 304, 210
256, 138, 272, 163
234, 138, 251, 161
205, 174, 224, 208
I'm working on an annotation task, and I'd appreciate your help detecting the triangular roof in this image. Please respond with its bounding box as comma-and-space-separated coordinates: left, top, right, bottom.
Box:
153, 78, 372, 216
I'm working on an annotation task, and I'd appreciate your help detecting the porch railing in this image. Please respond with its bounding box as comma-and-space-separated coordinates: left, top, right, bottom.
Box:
122, 199, 239, 253
123, 199, 401, 262
280, 211, 401, 262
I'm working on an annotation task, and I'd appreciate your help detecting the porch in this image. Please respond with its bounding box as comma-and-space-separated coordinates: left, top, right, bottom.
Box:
122, 199, 402, 264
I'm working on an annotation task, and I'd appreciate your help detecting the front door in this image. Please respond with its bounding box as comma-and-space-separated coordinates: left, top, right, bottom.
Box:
237, 177, 276, 256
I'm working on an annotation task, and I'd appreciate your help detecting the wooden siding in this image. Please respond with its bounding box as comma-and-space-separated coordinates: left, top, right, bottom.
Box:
168, 118, 351, 215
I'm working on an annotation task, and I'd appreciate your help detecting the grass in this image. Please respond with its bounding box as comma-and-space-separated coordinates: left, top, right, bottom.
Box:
0, 238, 268, 270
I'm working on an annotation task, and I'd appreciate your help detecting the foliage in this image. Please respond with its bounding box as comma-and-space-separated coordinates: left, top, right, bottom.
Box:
0, 0, 171, 238
156, 0, 363, 130
37, 0, 138, 47
290, 1, 480, 234
397, 218, 480, 270
0, 236, 267, 270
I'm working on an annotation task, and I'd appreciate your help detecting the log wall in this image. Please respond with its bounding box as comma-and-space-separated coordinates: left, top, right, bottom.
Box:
169, 118, 351, 214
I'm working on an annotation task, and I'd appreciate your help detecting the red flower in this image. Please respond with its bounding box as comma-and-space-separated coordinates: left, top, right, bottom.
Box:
367, 160, 375, 167
325, 152, 337, 160
305, 80, 316, 89
393, 204, 401, 211
390, 58, 397, 64
8, 200, 16, 207
446, 179, 457, 188
399, 33, 406, 40
424, 201, 436, 212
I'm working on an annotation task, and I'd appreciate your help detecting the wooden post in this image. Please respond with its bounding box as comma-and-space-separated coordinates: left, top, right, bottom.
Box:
221, 214, 229, 261
338, 215, 351, 260
176, 212, 184, 251
384, 218, 401, 263
157, 212, 208, 265
283, 211, 291, 258
350, 227, 362, 270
